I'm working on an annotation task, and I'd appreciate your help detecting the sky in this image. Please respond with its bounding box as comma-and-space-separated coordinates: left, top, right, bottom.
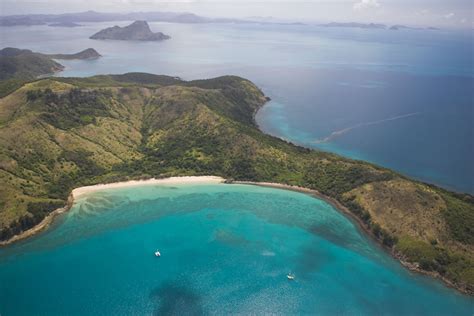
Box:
1, 0, 473, 28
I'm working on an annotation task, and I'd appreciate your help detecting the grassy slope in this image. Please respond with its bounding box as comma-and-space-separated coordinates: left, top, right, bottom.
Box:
0, 53, 64, 81
0, 73, 472, 293
0, 47, 100, 83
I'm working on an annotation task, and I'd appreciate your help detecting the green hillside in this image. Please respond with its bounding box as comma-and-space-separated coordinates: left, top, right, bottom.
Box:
0, 48, 64, 80
0, 47, 101, 81
0, 73, 472, 293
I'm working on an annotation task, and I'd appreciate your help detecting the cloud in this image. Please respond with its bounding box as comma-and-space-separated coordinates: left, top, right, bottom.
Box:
414, 9, 429, 17
353, 0, 380, 10
444, 12, 455, 19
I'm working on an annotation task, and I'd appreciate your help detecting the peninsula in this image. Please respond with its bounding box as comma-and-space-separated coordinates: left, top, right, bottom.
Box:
0, 47, 101, 80
90, 21, 170, 41
0, 73, 472, 295
47, 48, 102, 60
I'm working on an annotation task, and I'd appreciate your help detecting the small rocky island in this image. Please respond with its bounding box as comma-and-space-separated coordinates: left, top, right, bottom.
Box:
90, 20, 170, 41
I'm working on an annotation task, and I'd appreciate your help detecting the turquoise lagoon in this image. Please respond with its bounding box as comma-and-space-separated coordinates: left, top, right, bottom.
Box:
0, 182, 472, 315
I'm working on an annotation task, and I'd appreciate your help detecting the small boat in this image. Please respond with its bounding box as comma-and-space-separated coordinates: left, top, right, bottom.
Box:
287, 273, 295, 280
155, 250, 161, 257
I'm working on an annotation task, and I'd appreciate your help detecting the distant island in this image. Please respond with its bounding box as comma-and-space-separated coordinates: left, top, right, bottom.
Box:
0, 10, 302, 27
320, 22, 387, 29
90, 21, 170, 41
0, 11, 440, 30
0, 47, 101, 80
320, 22, 440, 31
48, 21, 82, 27
0, 11, 211, 26
390, 25, 440, 31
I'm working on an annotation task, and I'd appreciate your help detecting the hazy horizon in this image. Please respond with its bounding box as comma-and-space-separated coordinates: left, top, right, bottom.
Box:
1, 0, 473, 29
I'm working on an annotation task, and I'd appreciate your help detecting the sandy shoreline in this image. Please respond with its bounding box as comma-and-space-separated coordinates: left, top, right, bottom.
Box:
1, 177, 358, 248
72, 176, 225, 198
0, 176, 225, 246
1, 177, 365, 247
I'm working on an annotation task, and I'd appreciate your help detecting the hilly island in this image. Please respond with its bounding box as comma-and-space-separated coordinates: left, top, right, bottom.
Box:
90, 20, 170, 41
0, 73, 472, 295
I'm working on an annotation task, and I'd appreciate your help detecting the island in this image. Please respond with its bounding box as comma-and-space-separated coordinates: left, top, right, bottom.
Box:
0, 72, 472, 294
89, 20, 170, 41
0, 10, 298, 27
320, 22, 387, 29
389, 25, 440, 31
320, 23, 441, 31
0, 47, 101, 81
48, 22, 82, 27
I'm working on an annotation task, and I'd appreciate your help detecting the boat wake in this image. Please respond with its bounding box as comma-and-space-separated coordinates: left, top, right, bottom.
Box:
313, 112, 421, 144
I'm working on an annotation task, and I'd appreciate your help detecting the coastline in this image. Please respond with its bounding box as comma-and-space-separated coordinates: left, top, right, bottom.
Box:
0, 176, 225, 247
232, 180, 472, 296
0, 176, 470, 295
232, 181, 371, 234
0, 194, 74, 247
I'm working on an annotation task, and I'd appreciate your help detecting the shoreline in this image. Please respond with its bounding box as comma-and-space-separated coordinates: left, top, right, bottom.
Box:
232, 180, 472, 296
72, 176, 225, 198
232, 181, 372, 235
0, 176, 225, 247
0, 194, 74, 247
0, 176, 470, 295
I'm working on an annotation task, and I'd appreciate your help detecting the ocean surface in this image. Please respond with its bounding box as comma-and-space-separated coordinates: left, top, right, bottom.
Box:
0, 22, 472, 193
0, 183, 473, 315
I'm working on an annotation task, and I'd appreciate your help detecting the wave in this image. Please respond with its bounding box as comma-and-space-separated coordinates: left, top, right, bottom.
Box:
313, 112, 421, 144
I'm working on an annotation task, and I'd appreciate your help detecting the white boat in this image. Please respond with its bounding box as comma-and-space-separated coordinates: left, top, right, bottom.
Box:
287, 273, 295, 280
155, 250, 161, 257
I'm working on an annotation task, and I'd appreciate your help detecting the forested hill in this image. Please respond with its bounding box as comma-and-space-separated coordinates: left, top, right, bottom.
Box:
0, 73, 472, 293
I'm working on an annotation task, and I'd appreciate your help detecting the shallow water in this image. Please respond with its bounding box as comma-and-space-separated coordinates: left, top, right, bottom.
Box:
0, 22, 472, 192
0, 183, 472, 315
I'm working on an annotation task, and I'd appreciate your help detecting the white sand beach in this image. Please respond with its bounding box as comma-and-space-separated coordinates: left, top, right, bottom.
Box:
0, 176, 225, 246
72, 176, 226, 198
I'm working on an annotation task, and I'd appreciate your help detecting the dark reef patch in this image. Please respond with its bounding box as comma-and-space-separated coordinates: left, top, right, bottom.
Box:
150, 281, 204, 316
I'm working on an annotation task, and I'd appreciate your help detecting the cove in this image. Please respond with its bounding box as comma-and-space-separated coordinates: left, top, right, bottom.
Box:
0, 182, 472, 315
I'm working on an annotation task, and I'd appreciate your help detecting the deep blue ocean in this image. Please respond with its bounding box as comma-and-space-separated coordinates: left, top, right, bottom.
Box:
0, 21, 472, 192
0, 183, 473, 315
